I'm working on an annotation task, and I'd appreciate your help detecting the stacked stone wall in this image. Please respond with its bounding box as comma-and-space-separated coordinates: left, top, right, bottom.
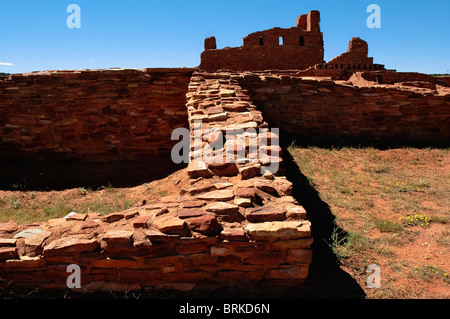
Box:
0, 69, 448, 294
239, 73, 450, 145
0, 68, 194, 162
0, 71, 313, 293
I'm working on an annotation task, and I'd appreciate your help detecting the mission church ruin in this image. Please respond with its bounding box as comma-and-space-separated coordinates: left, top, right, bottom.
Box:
200, 11, 385, 76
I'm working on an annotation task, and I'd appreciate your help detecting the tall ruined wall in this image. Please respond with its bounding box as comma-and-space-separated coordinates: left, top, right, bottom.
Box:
200, 45, 324, 73
0, 68, 195, 162
297, 38, 386, 80
200, 11, 324, 72
239, 74, 450, 145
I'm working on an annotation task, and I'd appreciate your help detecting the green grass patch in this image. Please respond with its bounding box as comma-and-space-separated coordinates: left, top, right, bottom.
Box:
373, 218, 404, 233
414, 264, 449, 283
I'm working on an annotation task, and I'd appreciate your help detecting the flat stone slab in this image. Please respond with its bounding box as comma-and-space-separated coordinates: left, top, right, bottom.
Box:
151, 215, 187, 235
101, 230, 134, 243
187, 162, 212, 178
0, 238, 17, 247
196, 189, 235, 201
285, 205, 308, 220
245, 220, 311, 240
178, 209, 207, 219
234, 197, 252, 207
0, 221, 19, 233
182, 200, 207, 209
43, 237, 100, 257
0, 247, 18, 260
205, 202, 239, 215
245, 206, 287, 223
13, 228, 44, 239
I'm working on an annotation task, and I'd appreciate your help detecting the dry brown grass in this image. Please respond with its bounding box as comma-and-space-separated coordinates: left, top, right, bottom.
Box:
289, 145, 449, 298
0, 169, 188, 225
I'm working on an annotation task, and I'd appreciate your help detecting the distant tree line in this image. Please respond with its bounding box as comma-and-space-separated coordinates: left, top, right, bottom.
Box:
0, 72, 10, 76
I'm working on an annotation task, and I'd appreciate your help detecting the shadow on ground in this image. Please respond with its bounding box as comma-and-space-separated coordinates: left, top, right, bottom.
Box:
279, 146, 366, 299
0, 158, 186, 191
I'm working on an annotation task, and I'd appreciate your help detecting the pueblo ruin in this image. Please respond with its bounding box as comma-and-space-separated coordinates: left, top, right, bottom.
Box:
0, 11, 448, 295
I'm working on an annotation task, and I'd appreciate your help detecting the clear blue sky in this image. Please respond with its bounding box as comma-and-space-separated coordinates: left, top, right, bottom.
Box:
0, 0, 449, 74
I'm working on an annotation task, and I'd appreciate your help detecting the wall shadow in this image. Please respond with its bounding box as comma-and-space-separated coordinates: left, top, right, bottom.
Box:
279, 132, 450, 150
0, 158, 187, 191
280, 145, 367, 299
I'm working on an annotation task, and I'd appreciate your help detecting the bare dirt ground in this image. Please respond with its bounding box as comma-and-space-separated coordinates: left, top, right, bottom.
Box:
287, 146, 449, 299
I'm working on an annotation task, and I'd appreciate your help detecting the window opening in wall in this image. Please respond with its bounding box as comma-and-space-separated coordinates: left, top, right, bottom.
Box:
279, 36, 283, 45
376, 75, 383, 84
299, 36, 305, 46
259, 37, 264, 45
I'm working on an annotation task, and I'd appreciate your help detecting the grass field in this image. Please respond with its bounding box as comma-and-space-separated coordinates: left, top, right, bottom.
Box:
288, 145, 449, 298
0, 169, 188, 225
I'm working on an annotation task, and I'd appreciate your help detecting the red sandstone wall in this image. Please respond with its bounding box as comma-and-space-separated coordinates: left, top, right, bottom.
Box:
239, 74, 450, 145
296, 38, 385, 80
357, 71, 444, 86
0, 72, 313, 294
200, 11, 324, 72
327, 37, 373, 66
436, 76, 450, 87
0, 68, 195, 161
200, 46, 324, 73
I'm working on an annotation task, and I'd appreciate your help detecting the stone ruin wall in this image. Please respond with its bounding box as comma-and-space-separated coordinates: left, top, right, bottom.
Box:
0, 67, 448, 294
239, 73, 450, 145
0, 7, 448, 295
0, 70, 313, 293
0, 68, 194, 162
200, 11, 324, 72
297, 37, 386, 80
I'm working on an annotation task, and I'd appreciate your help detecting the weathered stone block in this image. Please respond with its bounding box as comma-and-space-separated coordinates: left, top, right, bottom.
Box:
22, 230, 52, 257
0, 247, 18, 261
5, 256, 46, 272
196, 189, 235, 201
0, 221, 19, 234
43, 237, 100, 257
239, 164, 261, 180
188, 216, 221, 236
286, 249, 313, 264
205, 202, 239, 215
245, 206, 287, 223
178, 209, 207, 219
266, 264, 309, 280
151, 215, 189, 236
245, 220, 311, 240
